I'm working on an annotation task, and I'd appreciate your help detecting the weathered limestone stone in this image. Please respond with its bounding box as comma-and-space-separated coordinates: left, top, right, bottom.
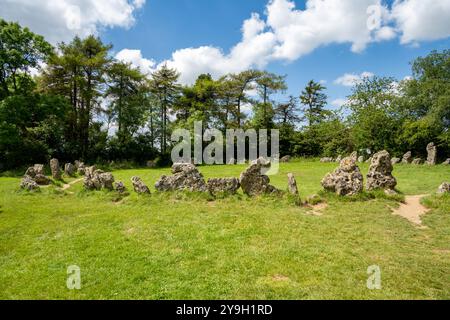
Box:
33, 164, 45, 175
207, 178, 240, 195
23, 167, 50, 185
50, 158, 61, 180
228, 158, 237, 165
320, 157, 334, 163
335, 155, 342, 163
24, 167, 36, 178
239, 157, 280, 196
391, 157, 401, 165
287, 173, 299, 196
155, 163, 207, 192
437, 182, 450, 194
146, 160, 156, 168
84, 166, 97, 179
443, 158, 450, 165
321, 154, 363, 196
99, 172, 114, 190
131, 176, 150, 194
365, 157, 373, 163
115, 181, 127, 194
280, 155, 291, 163
74, 161, 86, 175
402, 151, 412, 164
64, 163, 76, 177
83, 168, 114, 191
358, 156, 364, 163
412, 158, 423, 165
20, 175, 40, 191
426, 142, 437, 165
366, 150, 397, 192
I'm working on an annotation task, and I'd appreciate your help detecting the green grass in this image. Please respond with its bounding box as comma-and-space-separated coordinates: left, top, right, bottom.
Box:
0, 160, 449, 299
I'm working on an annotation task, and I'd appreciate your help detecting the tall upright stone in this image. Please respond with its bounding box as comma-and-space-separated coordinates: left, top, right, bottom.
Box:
321, 154, 363, 196
287, 173, 299, 196
239, 157, 279, 196
426, 142, 437, 165
402, 151, 412, 164
366, 150, 397, 192
50, 158, 61, 180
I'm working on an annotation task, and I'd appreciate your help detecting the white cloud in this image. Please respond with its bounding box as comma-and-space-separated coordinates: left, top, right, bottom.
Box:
4, 0, 450, 86
391, 0, 450, 44
0, 0, 145, 44
331, 98, 348, 108
334, 72, 374, 87
115, 49, 156, 76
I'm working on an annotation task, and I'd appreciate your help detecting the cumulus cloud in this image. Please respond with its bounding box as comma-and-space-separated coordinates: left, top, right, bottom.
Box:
3, 0, 450, 85
334, 72, 375, 87
0, 0, 145, 44
331, 98, 348, 108
390, 0, 450, 44
115, 49, 156, 75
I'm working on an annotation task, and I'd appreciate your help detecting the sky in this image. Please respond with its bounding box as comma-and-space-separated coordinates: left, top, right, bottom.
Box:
1, 0, 450, 111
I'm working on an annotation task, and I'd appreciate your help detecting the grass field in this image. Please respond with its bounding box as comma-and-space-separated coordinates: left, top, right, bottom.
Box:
0, 160, 449, 299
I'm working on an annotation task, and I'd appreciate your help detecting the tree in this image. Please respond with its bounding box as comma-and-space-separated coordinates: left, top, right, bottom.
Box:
255, 71, 287, 128
346, 76, 401, 154
41, 36, 111, 159
228, 70, 262, 128
0, 19, 53, 99
300, 80, 329, 127
275, 96, 301, 126
149, 64, 180, 154
396, 50, 450, 156
105, 61, 147, 142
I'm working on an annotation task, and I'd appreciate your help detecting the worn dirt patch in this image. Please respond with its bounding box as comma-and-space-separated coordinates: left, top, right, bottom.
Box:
391, 195, 430, 227
305, 203, 328, 216
61, 178, 83, 191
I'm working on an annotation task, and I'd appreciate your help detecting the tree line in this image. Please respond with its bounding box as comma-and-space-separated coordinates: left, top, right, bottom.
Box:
0, 19, 449, 170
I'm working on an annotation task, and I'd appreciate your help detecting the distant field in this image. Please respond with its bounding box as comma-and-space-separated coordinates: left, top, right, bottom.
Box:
0, 160, 449, 299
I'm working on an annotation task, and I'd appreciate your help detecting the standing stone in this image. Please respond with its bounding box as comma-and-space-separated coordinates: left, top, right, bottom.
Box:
281, 155, 291, 163
131, 176, 150, 194
287, 173, 299, 196
366, 150, 397, 192
146, 160, 156, 168
412, 158, 423, 165
239, 157, 280, 196
99, 172, 115, 190
335, 155, 342, 163
115, 181, 127, 194
64, 163, 76, 177
155, 163, 207, 192
320, 157, 334, 163
321, 155, 364, 196
443, 158, 450, 165
365, 157, 373, 163
426, 142, 437, 165
437, 182, 449, 194
50, 158, 61, 180
33, 164, 45, 175
23, 166, 50, 185
228, 158, 237, 165
391, 158, 401, 165
20, 175, 40, 191
402, 151, 412, 164
358, 156, 364, 163
207, 178, 240, 195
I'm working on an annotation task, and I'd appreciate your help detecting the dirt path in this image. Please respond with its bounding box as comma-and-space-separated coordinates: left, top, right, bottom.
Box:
306, 203, 328, 216
392, 195, 430, 227
61, 178, 83, 191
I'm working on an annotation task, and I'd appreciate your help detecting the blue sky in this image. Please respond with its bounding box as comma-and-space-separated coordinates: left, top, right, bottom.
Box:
101, 0, 450, 108
2, 0, 449, 109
